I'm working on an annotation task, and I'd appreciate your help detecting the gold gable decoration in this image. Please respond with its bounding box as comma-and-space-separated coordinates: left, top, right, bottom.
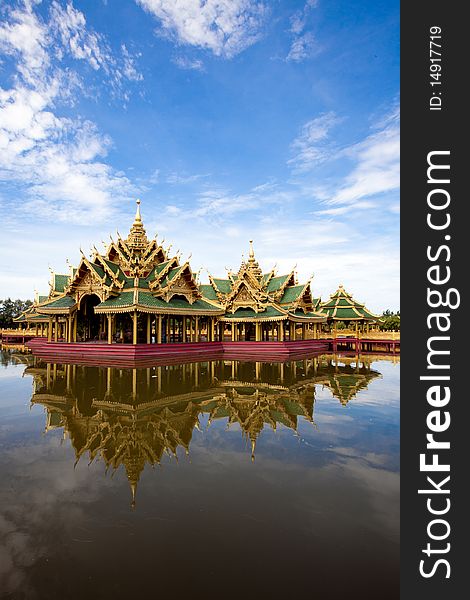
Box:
230, 283, 262, 312
164, 273, 198, 304
68, 258, 108, 300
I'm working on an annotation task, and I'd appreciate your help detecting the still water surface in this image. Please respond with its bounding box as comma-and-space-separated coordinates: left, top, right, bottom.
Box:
0, 350, 399, 599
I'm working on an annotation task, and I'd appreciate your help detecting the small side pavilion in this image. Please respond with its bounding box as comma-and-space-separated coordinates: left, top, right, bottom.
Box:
319, 285, 379, 336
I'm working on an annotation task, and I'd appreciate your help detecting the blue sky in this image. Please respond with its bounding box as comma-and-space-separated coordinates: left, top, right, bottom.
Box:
0, 0, 399, 311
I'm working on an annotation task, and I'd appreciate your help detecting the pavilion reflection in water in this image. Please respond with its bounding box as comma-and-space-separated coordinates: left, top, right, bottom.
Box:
24, 355, 386, 505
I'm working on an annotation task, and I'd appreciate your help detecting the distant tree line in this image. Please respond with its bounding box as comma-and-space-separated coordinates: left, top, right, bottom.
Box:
379, 309, 400, 331
0, 298, 32, 328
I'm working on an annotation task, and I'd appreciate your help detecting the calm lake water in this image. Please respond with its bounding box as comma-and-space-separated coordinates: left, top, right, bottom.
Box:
0, 349, 399, 599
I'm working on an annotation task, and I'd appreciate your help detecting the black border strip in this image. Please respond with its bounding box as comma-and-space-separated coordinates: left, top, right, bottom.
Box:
401, 3, 465, 598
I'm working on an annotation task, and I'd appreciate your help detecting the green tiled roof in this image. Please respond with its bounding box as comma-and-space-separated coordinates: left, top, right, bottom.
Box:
320, 306, 376, 320
271, 412, 295, 429
103, 259, 120, 274
27, 313, 50, 321
38, 296, 48, 304
222, 306, 286, 320
121, 276, 135, 289
282, 399, 306, 416
212, 407, 231, 419
135, 293, 161, 308
167, 267, 181, 281
53, 274, 69, 293
319, 286, 377, 321
96, 292, 135, 309
159, 267, 181, 288
267, 274, 290, 293
155, 260, 173, 274
48, 411, 63, 428
40, 295, 76, 311
261, 273, 272, 286
212, 278, 232, 294
89, 262, 105, 279
140, 293, 221, 312
325, 297, 353, 308
279, 285, 305, 304
199, 284, 218, 300
144, 266, 159, 281
95, 292, 222, 313
325, 374, 374, 404
288, 309, 325, 321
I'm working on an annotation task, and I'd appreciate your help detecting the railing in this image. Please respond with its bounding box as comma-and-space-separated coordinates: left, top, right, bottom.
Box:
316, 329, 400, 340
0, 328, 45, 336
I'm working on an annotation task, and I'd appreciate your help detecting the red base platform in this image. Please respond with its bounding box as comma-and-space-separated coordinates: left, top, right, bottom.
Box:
26, 338, 331, 367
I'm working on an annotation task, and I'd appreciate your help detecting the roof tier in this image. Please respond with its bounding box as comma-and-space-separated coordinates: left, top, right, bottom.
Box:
319, 285, 378, 321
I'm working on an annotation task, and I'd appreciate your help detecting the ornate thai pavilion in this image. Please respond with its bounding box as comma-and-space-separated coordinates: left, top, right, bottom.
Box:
18, 201, 332, 344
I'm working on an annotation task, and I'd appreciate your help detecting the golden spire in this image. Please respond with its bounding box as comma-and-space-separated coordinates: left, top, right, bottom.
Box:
246, 240, 262, 278
126, 199, 148, 250
251, 437, 256, 463
134, 199, 142, 225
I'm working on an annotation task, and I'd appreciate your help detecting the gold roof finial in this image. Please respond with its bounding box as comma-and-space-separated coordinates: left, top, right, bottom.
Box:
134, 199, 142, 224
245, 240, 262, 278
126, 199, 148, 250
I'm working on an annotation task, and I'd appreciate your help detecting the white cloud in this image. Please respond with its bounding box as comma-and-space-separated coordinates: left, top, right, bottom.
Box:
0, 1, 49, 83
327, 108, 400, 206
0, 434, 117, 596
172, 55, 204, 71
166, 171, 209, 184
136, 0, 266, 58
288, 111, 342, 171
186, 182, 292, 219
289, 0, 318, 34
286, 31, 318, 62
148, 168, 160, 184
49, 0, 109, 70
143, 202, 399, 311
0, 1, 140, 223
49, 2, 143, 93
286, 0, 319, 62
289, 107, 400, 214
315, 201, 377, 217
165, 205, 182, 216
120, 44, 144, 82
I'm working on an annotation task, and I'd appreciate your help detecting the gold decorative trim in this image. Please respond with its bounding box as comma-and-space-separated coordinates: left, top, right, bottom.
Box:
94, 304, 224, 316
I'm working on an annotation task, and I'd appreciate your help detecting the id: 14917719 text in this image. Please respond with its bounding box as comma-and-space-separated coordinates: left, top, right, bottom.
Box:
429, 26, 443, 111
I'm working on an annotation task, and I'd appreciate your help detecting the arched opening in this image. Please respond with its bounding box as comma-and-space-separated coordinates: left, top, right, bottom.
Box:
77, 294, 102, 342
